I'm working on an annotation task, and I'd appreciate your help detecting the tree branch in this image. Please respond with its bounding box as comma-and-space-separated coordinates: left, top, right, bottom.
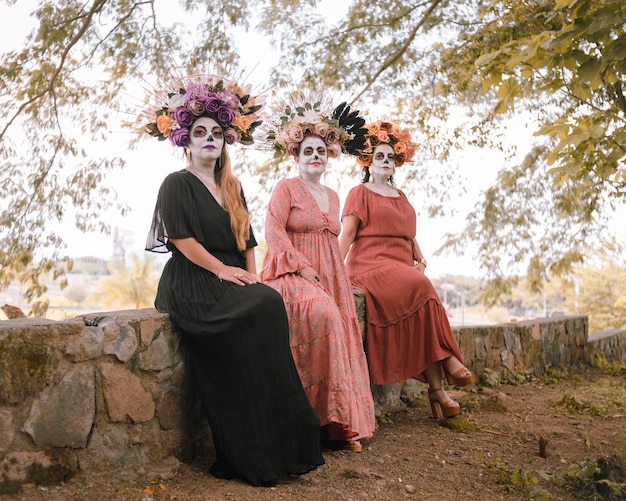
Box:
614, 81, 626, 116
352, 0, 443, 103
302, 1, 428, 48
0, 0, 109, 141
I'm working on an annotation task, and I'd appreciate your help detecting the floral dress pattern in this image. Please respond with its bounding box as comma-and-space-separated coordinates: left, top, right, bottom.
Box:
261, 177, 375, 441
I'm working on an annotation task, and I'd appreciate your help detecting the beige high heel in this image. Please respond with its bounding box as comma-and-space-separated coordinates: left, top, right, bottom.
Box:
340, 440, 362, 453
428, 389, 460, 419
324, 439, 362, 452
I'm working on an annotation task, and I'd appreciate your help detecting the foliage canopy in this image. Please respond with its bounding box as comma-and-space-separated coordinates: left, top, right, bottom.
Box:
1, 0, 625, 312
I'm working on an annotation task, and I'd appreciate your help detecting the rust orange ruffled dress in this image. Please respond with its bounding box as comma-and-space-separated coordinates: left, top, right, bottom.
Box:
342, 184, 464, 385
260, 177, 375, 442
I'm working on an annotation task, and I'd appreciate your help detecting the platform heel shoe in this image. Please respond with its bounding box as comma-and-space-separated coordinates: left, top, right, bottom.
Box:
444, 366, 473, 387
428, 389, 460, 419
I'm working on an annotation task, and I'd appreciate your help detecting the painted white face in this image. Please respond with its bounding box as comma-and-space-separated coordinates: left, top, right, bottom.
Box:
297, 135, 328, 177
371, 143, 395, 177
188, 116, 224, 163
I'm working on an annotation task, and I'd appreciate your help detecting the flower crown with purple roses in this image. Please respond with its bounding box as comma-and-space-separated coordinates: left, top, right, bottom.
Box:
145, 74, 264, 147
264, 94, 367, 160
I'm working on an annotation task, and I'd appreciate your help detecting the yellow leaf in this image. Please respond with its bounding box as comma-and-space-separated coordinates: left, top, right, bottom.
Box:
590, 73, 604, 90
494, 99, 508, 114
496, 81, 509, 99
546, 151, 559, 166
475, 50, 501, 67
554, 0, 575, 9
144, 486, 155, 494
605, 70, 618, 84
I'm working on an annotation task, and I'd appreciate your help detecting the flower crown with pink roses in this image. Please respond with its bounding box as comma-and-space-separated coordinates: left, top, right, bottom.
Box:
357, 121, 416, 167
145, 74, 264, 147
265, 98, 367, 159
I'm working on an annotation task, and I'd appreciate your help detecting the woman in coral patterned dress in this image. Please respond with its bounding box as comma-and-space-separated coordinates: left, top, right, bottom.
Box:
340, 120, 473, 420
260, 100, 375, 451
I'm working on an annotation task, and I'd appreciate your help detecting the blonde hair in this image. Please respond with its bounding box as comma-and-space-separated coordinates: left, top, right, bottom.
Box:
215, 148, 250, 251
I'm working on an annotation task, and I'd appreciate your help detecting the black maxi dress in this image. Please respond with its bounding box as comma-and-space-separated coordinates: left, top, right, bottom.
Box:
146, 169, 324, 486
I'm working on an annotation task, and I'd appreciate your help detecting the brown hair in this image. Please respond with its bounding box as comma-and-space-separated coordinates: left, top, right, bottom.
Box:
360, 164, 396, 187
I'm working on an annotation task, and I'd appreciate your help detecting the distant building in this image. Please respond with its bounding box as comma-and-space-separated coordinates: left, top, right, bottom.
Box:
112, 227, 134, 266
69, 257, 109, 275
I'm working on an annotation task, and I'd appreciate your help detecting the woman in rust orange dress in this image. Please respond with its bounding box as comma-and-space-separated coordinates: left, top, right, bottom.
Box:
260, 100, 375, 451
339, 120, 472, 419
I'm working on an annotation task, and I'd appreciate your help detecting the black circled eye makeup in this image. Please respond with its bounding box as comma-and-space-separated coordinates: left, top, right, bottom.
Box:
374, 152, 395, 161
302, 146, 327, 156
192, 126, 224, 139
192, 126, 207, 137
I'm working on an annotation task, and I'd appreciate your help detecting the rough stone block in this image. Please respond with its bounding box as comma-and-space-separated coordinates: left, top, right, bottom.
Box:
0, 410, 14, 454
371, 383, 404, 416
138, 332, 177, 371
0, 450, 76, 495
0, 342, 57, 406
140, 316, 164, 346
103, 324, 138, 363
77, 424, 142, 470
23, 366, 96, 448
400, 379, 426, 407
65, 326, 104, 362
157, 388, 186, 430
100, 362, 155, 423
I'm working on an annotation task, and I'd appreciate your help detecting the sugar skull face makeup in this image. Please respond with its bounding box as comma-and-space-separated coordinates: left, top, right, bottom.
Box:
371, 143, 396, 176
188, 117, 224, 161
297, 135, 328, 176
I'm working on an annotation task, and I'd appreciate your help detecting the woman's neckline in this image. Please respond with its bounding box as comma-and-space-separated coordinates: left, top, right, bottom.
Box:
186, 169, 223, 206
299, 175, 326, 195
298, 176, 330, 213
363, 182, 400, 198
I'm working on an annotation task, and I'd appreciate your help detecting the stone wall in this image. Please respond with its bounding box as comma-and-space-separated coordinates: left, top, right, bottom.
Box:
1, 305, 624, 494
0, 309, 208, 495
588, 328, 626, 363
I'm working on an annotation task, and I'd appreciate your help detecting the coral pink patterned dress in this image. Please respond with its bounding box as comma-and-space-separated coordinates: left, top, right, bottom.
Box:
261, 177, 375, 442
342, 184, 464, 385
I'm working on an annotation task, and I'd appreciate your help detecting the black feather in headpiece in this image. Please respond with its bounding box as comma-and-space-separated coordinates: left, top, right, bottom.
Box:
331, 102, 368, 156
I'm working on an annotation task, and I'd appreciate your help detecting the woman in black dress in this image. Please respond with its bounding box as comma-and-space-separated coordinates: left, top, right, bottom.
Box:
144, 75, 324, 486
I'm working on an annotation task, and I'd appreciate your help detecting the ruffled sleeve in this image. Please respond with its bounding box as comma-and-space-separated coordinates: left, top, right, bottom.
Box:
145, 171, 204, 253
260, 179, 312, 280
341, 184, 369, 227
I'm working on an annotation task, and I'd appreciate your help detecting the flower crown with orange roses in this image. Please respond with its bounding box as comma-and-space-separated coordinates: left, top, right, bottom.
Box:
265, 97, 367, 159
357, 121, 416, 167
144, 74, 264, 147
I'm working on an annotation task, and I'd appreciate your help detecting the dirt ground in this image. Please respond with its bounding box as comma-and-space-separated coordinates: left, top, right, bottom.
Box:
4, 367, 625, 501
